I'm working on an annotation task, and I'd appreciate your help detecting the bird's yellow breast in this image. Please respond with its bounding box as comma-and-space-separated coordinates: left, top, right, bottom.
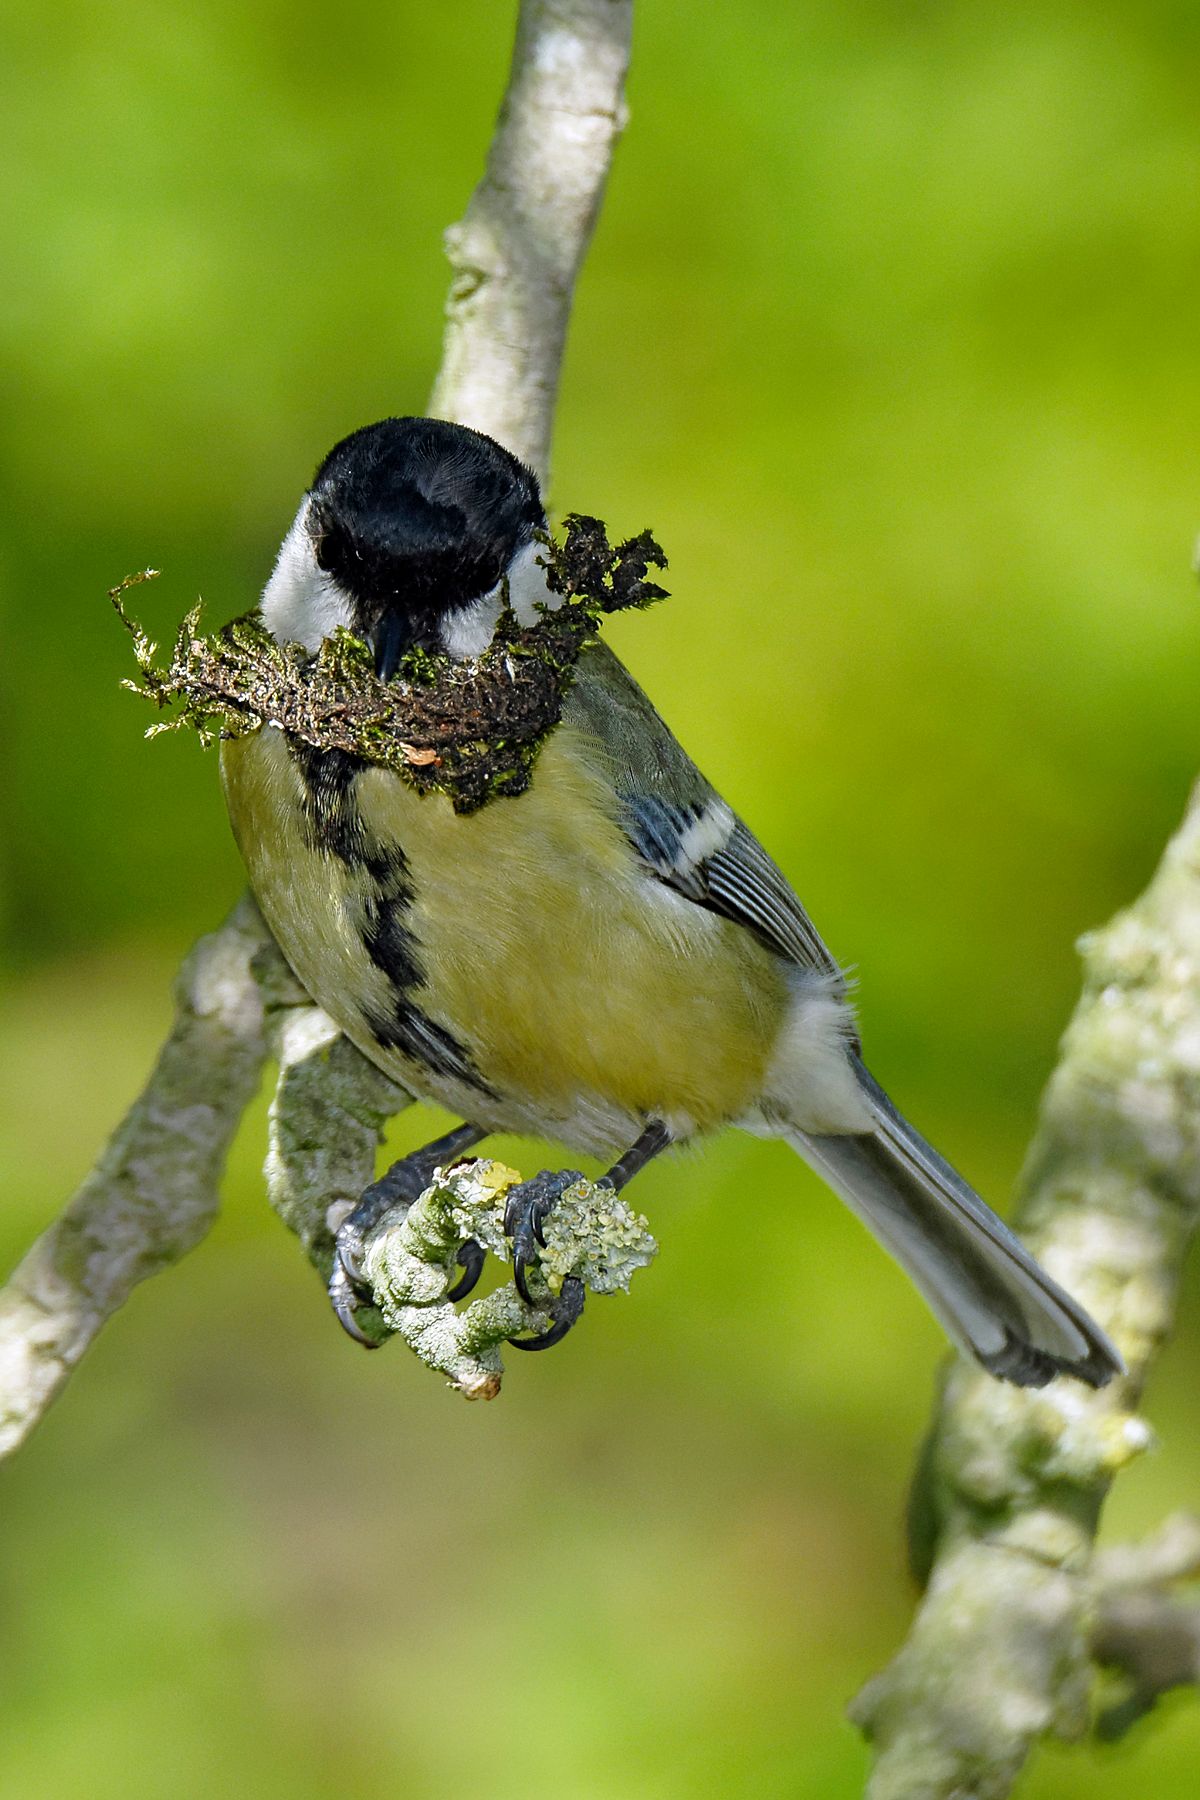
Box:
220, 724, 791, 1150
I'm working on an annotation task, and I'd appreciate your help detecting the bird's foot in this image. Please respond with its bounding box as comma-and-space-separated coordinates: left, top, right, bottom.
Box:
330, 1150, 485, 1342
507, 1271, 586, 1351
503, 1169, 589, 1350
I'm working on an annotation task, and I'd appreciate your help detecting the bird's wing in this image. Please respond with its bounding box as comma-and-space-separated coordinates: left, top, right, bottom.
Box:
564, 642, 843, 981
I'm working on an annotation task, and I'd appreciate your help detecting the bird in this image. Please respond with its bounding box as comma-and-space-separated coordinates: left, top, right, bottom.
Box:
220, 414, 1122, 1385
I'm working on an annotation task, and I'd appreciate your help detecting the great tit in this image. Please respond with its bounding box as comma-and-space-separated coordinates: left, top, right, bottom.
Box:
221, 415, 1121, 1385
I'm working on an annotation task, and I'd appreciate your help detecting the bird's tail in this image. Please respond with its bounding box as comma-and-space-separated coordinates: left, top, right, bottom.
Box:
786, 1064, 1123, 1388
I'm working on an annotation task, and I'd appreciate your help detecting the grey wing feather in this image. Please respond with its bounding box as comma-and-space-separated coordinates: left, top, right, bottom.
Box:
565, 643, 842, 981
564, 656, 1120, 1392
703, 820, 840, 975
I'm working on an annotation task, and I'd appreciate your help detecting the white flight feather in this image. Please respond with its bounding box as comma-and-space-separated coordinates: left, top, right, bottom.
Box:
672, 799, 735, 874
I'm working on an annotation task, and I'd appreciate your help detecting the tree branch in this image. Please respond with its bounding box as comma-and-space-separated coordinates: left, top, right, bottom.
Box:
7, 10, 1199, 1783
0, 0, 632, 1457
429, 0, 632, 480
0, 895, 272, 1457
1092, 1512, 1200, 1739
853, 781, 1200, 1797
259, 949, 410, 1347
358, 1159, 655, 1399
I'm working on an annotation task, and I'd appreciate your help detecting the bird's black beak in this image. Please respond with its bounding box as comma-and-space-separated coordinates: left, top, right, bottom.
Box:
373, 611, 407, 682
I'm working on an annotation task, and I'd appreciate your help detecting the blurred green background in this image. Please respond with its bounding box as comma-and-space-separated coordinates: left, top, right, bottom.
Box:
3, 2, 1200, 1794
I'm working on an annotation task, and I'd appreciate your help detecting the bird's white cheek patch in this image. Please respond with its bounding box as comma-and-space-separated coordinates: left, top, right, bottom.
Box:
507, 539, 560, 626
260, 504, 354, 652
440, 591, 504, 659
438, 539, 559, 658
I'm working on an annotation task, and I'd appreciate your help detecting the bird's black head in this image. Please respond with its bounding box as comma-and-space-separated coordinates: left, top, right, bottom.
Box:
304, 417, 545, 676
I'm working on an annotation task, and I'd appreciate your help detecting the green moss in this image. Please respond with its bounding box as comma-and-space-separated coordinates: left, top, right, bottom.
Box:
111, 515, 667, 814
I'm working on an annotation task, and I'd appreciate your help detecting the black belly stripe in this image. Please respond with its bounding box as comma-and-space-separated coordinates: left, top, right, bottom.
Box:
289, 743, 372, 866
360, 995, 489, 1087
289, 741, 409, 885
361, 889, 422, 988
287, 739, 493, 1094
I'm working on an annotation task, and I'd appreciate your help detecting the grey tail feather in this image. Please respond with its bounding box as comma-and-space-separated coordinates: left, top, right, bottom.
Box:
787, 1064, 1123, 1389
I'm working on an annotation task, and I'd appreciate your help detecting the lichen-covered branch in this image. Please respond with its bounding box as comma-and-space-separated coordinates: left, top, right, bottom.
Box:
360, 1160, 655, 1399
0, 0, 632, 1456
853, 781, 1200, 1798
263, 985, 411, 1349
0, 895, 272, 1459
428, 0, 632, 480
1092, 1512, 1200, 1738
262, 1002, 657, 1396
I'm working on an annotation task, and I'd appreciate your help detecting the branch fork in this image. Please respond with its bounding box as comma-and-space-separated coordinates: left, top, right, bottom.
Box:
5, 6, 1200, 1792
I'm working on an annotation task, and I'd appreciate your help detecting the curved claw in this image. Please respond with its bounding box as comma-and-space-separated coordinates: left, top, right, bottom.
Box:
508, 1276, 585, 1351
503, 1169, 583, 1307
447, 1237, 486, 1302
502, 1186, 525, 1241
513, 1251, 536, 1308
329, 1257, 383, 1349
335, 1229, 368, 1290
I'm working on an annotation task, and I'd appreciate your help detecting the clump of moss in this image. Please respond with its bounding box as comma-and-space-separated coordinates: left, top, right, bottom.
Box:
112, 516, 667, 814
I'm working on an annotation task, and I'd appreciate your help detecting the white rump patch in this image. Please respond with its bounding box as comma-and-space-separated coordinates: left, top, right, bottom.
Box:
757, 979, 872, 1135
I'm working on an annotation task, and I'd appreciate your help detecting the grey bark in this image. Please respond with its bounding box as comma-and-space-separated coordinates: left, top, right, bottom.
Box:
260, 977, 657, 1391
853, 781, 1200, 1795
0, 895, 271, 1457
7, 13, 1197, 1790
429, 0, 632, 480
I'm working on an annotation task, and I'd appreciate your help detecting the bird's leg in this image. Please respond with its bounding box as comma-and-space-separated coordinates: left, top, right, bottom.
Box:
330, 1121, 487, 1344
507, 1118, 672, 1351
604, 1118, 673, 1194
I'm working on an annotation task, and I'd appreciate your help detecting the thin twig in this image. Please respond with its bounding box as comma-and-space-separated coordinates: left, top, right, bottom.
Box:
0, 896, 271, 1457
429, 0, 632, 481
1092, 1514, 1200, 1739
